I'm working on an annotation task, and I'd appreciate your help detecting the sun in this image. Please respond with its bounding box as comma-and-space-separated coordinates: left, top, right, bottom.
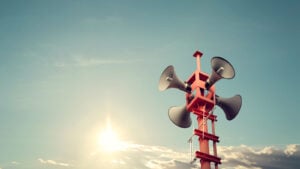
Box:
98, 126, 119, 152
98, 118, 127, 152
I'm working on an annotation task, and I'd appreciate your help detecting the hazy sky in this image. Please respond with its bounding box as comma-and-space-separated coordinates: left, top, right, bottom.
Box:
0, 1, 299, 169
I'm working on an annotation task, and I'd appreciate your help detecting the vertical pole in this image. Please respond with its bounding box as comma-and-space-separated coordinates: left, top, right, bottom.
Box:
190, 143, 192, 161
193, 50, 203, 72
196, 55, 201, 72
212, 120, 218, 156
212, 117, 218, 169
195, 55, 201, 83
195, 51, 210, 169
198, 114, 210, 169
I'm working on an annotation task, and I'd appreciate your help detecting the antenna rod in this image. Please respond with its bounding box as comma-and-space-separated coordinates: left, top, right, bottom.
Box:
193, 51, 203, 72
196, 55, 201, 71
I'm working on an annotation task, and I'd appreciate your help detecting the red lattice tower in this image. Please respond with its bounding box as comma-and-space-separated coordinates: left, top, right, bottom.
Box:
185, 51, 221, 169
159, 50, 242, 169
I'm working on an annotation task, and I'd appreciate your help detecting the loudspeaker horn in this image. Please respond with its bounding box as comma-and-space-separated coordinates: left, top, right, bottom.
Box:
168, 105, 191, 128
158, 65, 191, 93
205, 57, 235, 89
216, 95, 242, 120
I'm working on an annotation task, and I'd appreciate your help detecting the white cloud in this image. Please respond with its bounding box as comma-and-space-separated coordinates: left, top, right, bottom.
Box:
38, 158, 70, 167
1, 144, 299, 169
284, 144, 298, 156
233, 165, 262, 169
73, 57, 137, 67
78, 143, 300, 169
11, 161, 20, 165
0, 161, 20, 169
145, 159, 174, 169
54, 56, 141, 67
85, 143, 197, 169
257, 146, 274, 155
218, 144, 300, 169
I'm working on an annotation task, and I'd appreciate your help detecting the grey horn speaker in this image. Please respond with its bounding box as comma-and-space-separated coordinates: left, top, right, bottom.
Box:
158, 65, 191, 93
168, 105, 191, 128
206, 57, 235, 89
216, 95, 242, 120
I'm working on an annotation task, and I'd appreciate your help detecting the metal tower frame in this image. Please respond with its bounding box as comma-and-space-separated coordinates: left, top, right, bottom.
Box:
185, 51, 221, 169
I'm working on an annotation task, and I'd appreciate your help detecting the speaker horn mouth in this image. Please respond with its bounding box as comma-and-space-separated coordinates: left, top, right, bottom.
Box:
158, 65, 192, 93
205, 57, 236, 89
216, 94, 242, 121
211, 56, 235, 79
168, 106, 192, 128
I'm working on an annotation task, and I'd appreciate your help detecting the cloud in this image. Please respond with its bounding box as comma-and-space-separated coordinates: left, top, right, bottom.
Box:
0, 161, 20, 169
73, 58, 139, 67
3, 144, 299, 169
83, 143, 300, 169
11, 161, 20, 165
38, 158, 70, 167
219, 144, 300, 169
85, 143, 197, 169
54, 57, 141, 67
284, 144, 298, 156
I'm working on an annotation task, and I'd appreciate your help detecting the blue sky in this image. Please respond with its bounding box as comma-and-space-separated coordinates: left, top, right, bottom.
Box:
0, 1, 299, 169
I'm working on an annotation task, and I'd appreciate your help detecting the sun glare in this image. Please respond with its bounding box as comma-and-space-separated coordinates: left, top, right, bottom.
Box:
98, 118, 127, 152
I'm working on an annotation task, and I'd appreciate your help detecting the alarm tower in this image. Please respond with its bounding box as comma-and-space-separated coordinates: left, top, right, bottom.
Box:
159, 50, 242, 169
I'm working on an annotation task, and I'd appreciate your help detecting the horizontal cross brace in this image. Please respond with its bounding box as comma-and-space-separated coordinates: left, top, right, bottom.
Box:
194, 129, 219, 142
195, 151, 221, 164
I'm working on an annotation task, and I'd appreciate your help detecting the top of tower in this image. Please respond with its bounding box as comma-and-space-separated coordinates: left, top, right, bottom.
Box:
193, 50, 203, 58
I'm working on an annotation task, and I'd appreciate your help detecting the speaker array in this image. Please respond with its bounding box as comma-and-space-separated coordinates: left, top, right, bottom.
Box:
159, 56, 242, 128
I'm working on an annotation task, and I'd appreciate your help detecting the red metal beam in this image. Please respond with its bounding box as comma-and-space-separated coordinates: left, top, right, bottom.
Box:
195, 151, 221, 164
194, 129, 219, 142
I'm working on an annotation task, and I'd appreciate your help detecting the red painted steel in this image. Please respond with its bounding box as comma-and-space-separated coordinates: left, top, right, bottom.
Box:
193, 51, 203, 58
194, 129, 219, 142
185, 51, 221, 169
196, 151, 221, 164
